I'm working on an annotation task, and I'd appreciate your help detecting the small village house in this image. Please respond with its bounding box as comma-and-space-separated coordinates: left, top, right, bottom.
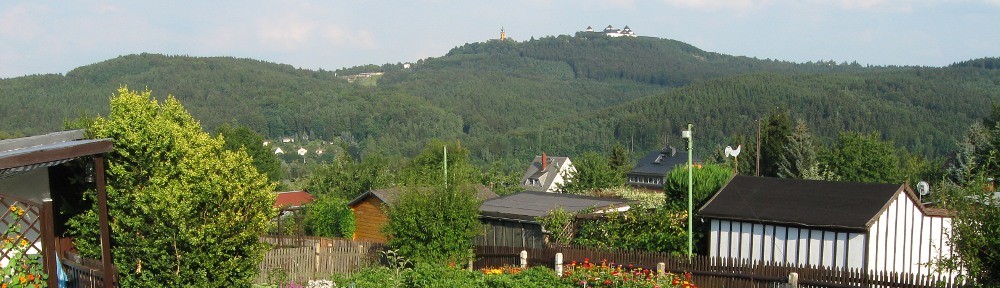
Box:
699, 175, 956, 278
519, 153, 575, 193
476, 191, 631, 249
626, 146, 699, 191
349, 185, 498, 242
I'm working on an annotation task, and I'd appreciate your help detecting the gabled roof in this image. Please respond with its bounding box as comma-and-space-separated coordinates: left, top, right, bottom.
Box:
348, 184, 499, 207
274, 190, 315, 209
480, 191, 631, 223
698, 175, 931, 231
627, 147, 698, 177
0, 130, 114, 179
520, 155, 572, 192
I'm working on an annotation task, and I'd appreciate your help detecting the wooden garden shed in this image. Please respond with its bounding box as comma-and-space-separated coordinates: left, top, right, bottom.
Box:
699, 175, 956, 278
476, 191, 632, 249
0, 130, 117, 287
349, 185, 498, 243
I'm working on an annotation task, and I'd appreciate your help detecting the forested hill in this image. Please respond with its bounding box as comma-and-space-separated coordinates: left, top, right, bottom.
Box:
479, 67, 1000, 161
0, 54, 465, 155
0, 35, 998, 167
375, 33, 870, 138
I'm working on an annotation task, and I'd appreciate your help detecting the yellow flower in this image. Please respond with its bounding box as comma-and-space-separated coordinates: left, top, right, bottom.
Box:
19, 275, 26, 283
8, 205, 15, 212
20, 239, 29, 248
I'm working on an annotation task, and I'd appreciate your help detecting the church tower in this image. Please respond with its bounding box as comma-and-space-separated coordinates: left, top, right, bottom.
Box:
500, 27, 507, 41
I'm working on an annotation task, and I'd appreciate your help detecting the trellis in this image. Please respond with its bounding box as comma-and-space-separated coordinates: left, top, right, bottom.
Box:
0, 195, 43, 268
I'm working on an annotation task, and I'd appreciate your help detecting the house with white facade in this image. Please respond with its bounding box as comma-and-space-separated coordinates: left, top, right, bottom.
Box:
585, 25, 637, 37
520, 153, 575, 192
699, 176, 957, 278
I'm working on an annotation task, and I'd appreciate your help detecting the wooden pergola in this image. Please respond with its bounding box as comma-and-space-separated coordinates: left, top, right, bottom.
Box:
0, 130, 116, 288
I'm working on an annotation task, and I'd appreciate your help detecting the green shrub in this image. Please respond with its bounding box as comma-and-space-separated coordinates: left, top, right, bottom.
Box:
330, 266, 401, 288
404, 262, 482, 288
304, 193, 356, 238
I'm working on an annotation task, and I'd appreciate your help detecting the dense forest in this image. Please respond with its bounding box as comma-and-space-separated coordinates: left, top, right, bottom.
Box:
1, 34, 999, 172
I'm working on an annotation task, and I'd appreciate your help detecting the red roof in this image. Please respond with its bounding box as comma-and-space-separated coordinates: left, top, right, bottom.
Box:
274, 190, 315, 208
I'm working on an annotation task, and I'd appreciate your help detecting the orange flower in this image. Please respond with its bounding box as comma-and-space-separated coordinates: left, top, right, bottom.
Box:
19, 275, 26, 283
27, 274, 35, 281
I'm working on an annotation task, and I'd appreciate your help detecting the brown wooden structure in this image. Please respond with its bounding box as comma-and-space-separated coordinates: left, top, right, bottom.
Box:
348, 185, 498, 243
0, 130, 117, 287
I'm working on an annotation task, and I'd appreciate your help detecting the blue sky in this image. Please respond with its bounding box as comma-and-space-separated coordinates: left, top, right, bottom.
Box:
1, 0, 998, 78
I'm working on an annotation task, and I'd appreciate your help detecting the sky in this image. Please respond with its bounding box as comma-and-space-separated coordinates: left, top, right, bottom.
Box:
1, 0, 999, 78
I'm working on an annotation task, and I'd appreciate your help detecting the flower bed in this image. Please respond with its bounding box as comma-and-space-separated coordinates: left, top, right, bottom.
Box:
561, 258, 696, 288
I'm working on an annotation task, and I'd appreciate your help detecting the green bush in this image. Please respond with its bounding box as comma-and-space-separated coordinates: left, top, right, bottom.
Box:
404, 262, 482, 288
304, 193, 356, 238
329, 266, 402, 288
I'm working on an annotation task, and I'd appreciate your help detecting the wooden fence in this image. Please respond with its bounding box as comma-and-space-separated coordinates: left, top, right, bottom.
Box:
257, 236, 387, 284
474, 244, 963, 288
62, 251, 116, 288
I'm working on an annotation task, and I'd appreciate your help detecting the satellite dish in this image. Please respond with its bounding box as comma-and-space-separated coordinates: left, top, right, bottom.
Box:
916, 181, 930, 196
725, 145, 742, 158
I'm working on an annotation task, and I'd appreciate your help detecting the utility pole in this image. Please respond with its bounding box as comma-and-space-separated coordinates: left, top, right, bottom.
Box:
682, 123, 694, 260
756, 118, 762, 177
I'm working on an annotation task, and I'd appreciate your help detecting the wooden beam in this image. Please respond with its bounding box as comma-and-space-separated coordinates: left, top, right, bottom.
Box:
95, 155, 116, 288
42, 199, 59, 288
0, 139, 113, 170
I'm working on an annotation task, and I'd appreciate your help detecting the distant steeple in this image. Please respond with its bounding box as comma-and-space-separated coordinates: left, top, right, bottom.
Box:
500, 27, 507, 41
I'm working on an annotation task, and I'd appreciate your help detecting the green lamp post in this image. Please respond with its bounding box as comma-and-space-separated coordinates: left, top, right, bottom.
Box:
682, 123, 693, 260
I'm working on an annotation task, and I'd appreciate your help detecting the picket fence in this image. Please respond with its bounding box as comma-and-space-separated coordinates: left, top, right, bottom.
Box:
474, 244, 964, 288
257, 236, 387, 284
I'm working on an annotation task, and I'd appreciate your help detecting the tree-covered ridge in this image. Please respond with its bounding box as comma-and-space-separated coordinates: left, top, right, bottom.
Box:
0, 53, 464, 156
0, 35, 997, 171
482, 67, 1000, 162
950, 57, 1000, 69
445, 33, 872, 86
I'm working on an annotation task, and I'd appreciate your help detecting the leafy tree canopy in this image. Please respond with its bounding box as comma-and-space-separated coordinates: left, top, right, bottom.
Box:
70, 87, 275, 287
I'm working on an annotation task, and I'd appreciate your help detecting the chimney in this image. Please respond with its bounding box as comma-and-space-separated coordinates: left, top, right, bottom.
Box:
541, 152, 548, 172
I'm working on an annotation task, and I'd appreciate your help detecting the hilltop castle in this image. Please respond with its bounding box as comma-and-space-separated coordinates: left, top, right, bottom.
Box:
584, 25, 636, 37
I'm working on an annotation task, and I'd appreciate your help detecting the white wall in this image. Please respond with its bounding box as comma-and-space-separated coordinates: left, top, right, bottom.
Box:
867, 191, 954, 277
709, 219, 865, 269
708, 190, 956, 278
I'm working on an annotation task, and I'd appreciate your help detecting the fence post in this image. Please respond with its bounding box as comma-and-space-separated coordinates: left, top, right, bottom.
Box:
315, 242, 321, 281
520, 250, 528, 268
788, 272, 799, 288
554, 252, 563, 277
657, 262, 665, 277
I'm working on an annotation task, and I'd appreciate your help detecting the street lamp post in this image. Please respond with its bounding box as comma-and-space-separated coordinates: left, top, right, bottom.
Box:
681, 123, 693, 260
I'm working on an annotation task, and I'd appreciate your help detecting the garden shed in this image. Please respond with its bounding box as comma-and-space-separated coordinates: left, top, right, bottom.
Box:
699, 175, 956, 278
0, 130, 117, 287
477, 191, 631, 249
349, 185, 498, 242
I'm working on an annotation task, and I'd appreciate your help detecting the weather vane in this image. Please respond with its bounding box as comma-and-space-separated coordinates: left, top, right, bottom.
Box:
725, 144, 742, 173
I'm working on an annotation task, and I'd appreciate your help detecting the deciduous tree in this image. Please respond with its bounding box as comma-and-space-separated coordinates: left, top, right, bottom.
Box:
69, 87, 275, 287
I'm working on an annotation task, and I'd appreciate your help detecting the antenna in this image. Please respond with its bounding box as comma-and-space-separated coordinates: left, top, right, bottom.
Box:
917, 181, 930, 204
917, 181, 930, 196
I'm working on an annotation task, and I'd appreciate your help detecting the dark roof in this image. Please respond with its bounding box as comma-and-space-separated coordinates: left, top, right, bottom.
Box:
698, 176, 906, 231
480, 191, 631, 223
0, 130, 114, 179
348, 184, 499, 207
274, 190, 315, 208
627, 147, 699, 177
